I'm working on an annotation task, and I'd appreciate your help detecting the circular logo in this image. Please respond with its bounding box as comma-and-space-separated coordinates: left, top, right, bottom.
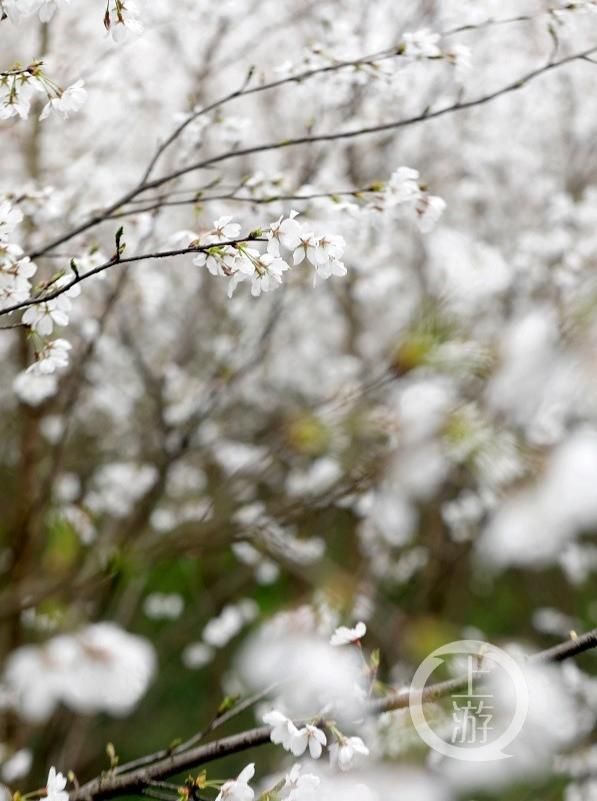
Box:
408, 640, 528, 761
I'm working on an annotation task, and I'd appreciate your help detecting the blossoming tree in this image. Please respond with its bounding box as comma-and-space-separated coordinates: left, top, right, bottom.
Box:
2, 2, 597, 801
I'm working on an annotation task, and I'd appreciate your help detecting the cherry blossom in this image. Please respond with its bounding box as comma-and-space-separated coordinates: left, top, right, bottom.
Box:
263, 710, 299, 750
0, 81, 36, 120
280, 764, 320, 801
213, 216, 242, 241
105, 1, 144, 43
330, 622, 367, 646
22, 297, 70, 336
45, 767, 68, 801
230, 251, 290, 297
291, 232, 319, 267
12, 370, 58, 406
267, 211, 302, 255
0, 246, 36, 309
386, 167, 422, 206
289, 723, 328, 759
0, 200, 23, 241
40, 80, 87, 121
1, 750, 32, 783
329, 735, 370, 771
27, 338, 72, 375
415, 194, 447, 233
5, 624, 156, 722
215, 763, 255, 801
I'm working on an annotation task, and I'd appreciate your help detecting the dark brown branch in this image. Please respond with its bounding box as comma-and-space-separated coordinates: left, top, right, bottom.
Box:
0, 238, 266, 319
69, 626, 597, 801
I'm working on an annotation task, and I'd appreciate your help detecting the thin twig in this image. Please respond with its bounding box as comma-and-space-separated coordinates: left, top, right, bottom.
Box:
26, 43, 597, 263
0, 237, 266, 318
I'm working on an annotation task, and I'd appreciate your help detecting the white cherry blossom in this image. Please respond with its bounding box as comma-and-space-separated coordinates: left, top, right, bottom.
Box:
330, 622, 366, 646
386, 167, 421, 206
22, 297, 70, 336
292, 232, 319, 267
289, 723, 327, 759
415, 194, 446, 233
45, 767, 68, 801
263, 710, 298, 750
27, 338, 72, 375
329, 735, 369, 771
215, 763, 255, 801
0, 200, 23, 242
267, 211, 302, 255
105, 1, 144, 42
212, 216, 241, 240
281, 764, 320, 801
40, 80, 87, 121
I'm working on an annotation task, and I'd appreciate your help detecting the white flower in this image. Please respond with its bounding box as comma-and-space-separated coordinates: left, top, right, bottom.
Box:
315, 234, 345, 265
329, 736, 369, 771
13, 370, 58, 406
229, 250, 289, 297
182, 642, 214, 669
249, 253, 289, 296
0, 249, 37, 309
289, 723, 327, 759
5, 623, 155, 722
0, 82, 36, 120
22, 297, 70, 335
402, 29, 441, 59
202, 605, 244, 647
281, 764, 320, 801
330, 622, 366, 646
215, 763, 255, 801
1, 749, 32, 782
213, 216, 241, 241
386, 167, 421, 206
106, 0, 144, 42
0, 200, 23, 242
267, 211, 302, 255
46, 767, 68, 801
193, 244, 228, 276
143, 592, 184, 620
27, 339, 72, 375
263, 710, 299, 750
415, 194, 446, 232
292, 232, 319, 266
40, 81, 87, 121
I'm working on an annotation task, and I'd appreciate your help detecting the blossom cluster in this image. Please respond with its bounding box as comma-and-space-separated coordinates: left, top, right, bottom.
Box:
191, 212, 347, 297
263, 709, 370, 771
384, 167, 446, 232
0, 63, 86, 121
3, 623, 155, 722
103, 1, 144, 43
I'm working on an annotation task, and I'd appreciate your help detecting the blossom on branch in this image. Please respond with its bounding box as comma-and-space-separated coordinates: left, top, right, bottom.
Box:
45, 767, 68, 801
215, 763, 255, 801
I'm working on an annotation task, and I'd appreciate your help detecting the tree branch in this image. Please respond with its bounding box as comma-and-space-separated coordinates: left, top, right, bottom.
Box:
26, 43, 597, 263
0, 238, 266, 319
69, 626, 597, 801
